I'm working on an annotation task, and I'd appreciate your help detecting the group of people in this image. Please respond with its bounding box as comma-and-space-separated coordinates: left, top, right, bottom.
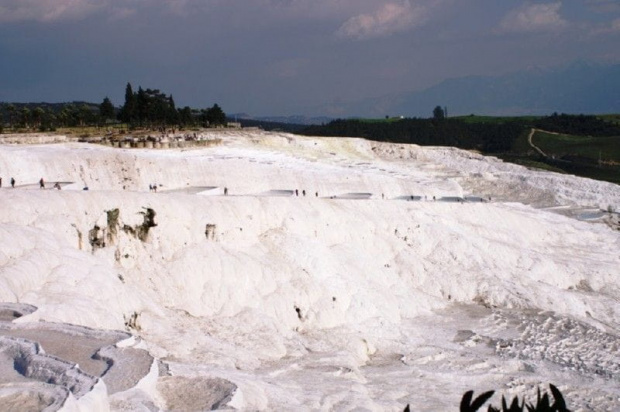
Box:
2, 178, 488, 200
294, 189, 319, 197
0, 177, 62, 190
0, 177, 16, 188
39, 178, 61, 189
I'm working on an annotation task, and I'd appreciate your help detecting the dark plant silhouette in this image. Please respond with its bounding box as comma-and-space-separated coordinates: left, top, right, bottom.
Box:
403, 384, 569, 412
462, 384, 568, 412
460, 390, 495, 412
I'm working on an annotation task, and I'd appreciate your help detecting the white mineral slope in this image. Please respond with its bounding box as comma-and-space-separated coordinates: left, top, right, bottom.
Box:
403, 145, 620, 209
0, 131, 618, 410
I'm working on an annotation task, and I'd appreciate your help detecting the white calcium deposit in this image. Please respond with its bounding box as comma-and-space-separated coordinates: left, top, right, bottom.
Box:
0, 130, 618, 411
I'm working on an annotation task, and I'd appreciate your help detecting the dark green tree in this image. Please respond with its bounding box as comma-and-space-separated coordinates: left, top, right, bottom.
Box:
40, 108, 55, 131
136, 87, 149, 127
59, 105, 74, 127
432, 105, 445, 120
178, 106, 193, 126
32, 106, 45, 130
20, 107, 30, 128
119, 83, 137, 124
6, 104, 16, 130
205, 104, 226, 127
99, 97, 115, 123
78, 104, 95, 126
166, 95, 179, 125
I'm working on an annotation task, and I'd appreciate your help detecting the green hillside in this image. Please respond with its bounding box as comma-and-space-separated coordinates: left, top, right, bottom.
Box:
521, 131, 620, 184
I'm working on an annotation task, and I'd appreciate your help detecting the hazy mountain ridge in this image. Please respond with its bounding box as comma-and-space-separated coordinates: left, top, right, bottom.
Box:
231, 113, 333, 126
341, 62, 620, 118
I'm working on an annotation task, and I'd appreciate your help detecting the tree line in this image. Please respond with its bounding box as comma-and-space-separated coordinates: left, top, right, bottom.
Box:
301, 116, 525, 153
0, 102, 100, 132
117, 83, 226, 128
534, 112, 620, 136
0, 83, 226, 132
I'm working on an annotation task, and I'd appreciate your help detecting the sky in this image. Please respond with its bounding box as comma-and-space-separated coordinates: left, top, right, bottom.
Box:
1, 0, 620, 116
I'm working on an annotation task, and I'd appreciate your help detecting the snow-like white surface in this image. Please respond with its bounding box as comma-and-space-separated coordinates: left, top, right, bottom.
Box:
0, 131, 619, 410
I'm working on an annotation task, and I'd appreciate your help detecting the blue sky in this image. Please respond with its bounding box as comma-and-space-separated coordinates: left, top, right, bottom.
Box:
1, 0, 619, 116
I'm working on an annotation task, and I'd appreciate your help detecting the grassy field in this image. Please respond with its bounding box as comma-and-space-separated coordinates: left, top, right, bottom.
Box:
354, 117, 406, 124
452, 115, 540, 124
55, 125, 127, 137
533, 131, 620, 162
2, 124, 199, 138
598, 114, 620, 125
527, 131, 620, 184
1, 125, 128, 137
499, 125, 620, 184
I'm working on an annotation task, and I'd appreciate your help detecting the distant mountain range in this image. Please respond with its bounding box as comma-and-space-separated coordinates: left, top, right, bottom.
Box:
239, 62, 619, 121
230, 114, 333, 126
342, 61, 620, 118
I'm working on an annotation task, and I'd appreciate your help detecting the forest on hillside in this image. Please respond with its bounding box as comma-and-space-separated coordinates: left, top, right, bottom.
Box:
302, 117, 525, 152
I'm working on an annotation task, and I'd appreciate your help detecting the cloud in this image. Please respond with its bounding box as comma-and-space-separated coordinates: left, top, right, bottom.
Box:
590, 17, 620, 36
0, 0, 150, 23
336, 1, 429, 40
0, 0, 106, 23
585, 0, 620, 13
109, 7, 137, 21
499, 2, 568, 33
271, 58, 310, 78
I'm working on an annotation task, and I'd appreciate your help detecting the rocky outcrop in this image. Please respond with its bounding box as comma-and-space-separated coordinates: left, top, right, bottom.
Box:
88, 207, 157, 253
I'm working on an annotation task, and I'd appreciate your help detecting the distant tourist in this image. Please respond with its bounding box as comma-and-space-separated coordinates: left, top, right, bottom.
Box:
295, 189, 298, 196
53, 182, 61, 190
153, 184, 158, 193
10, 178, 15, 188
39, 178, 45, 189
302, 190, 306, 196
315, 192, 318, 197
0, 177, 2, 188
224, 187, 228, 196
149, 184, 153, 192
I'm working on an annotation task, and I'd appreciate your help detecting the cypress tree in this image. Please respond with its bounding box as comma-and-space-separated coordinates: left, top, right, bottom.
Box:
119, 83, 136, 125
136, 87, 148, 127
